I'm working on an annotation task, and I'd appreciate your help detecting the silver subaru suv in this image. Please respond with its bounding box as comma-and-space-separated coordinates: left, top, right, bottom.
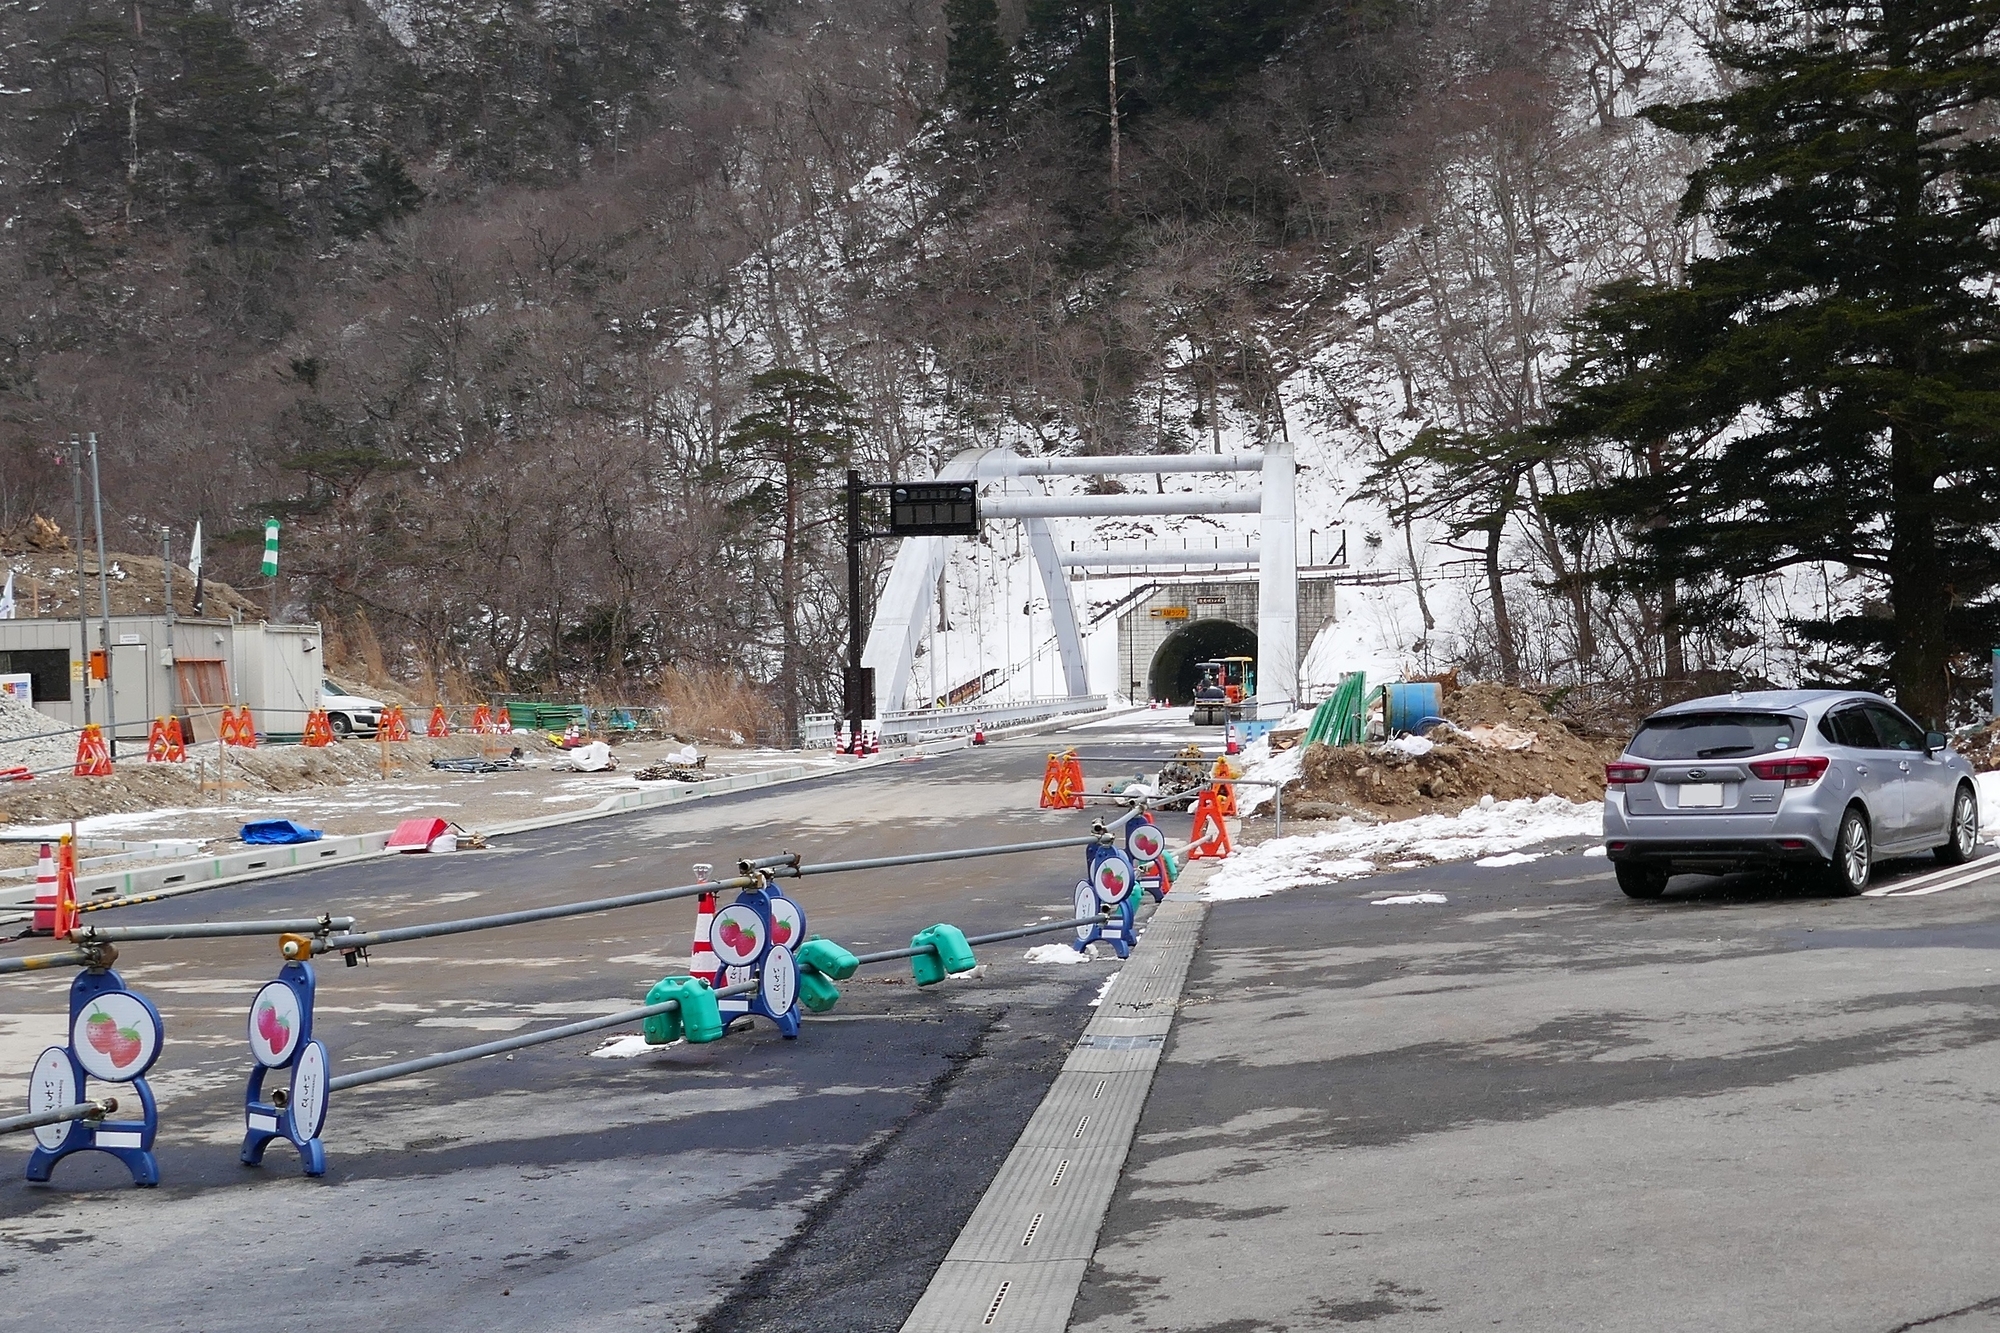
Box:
1603, 690, 1979, 898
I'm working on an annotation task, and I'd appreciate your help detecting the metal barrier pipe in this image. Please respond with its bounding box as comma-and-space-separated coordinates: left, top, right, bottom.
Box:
0, 1098, 116, 1136
850, 913, 1115, 966
0, 948, 92, 976
75, 916, 355, 944
740, 854, 801, 872
326, 982, 759, 1093
779, 818, 1136, 880
320, 875, 760, 954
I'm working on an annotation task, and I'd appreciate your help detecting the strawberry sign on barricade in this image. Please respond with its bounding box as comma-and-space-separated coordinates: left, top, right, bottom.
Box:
24, 968, 165, 1187
707, 881, 805, 1038
241, 958, 329, 1177
1073, 842, 1139, 959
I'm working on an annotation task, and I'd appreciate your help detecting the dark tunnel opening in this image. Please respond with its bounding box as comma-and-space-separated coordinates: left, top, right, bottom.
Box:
1147, 618, 1257, 704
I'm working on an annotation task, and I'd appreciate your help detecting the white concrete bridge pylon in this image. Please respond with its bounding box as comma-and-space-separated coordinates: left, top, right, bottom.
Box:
861, 447, 1297, 714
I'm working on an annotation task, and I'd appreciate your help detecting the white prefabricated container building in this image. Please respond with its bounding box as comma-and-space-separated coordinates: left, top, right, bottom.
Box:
0, 616, 325, 742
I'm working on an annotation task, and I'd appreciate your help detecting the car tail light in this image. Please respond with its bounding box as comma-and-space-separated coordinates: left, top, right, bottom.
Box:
1749, 754, 1830, 787
1604, 762, 1650, 785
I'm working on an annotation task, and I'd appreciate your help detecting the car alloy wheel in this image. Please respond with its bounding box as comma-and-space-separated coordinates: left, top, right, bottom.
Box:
1937, 787, 1978, 866
329, 714, 352, 737
1834, 808, 1871, 894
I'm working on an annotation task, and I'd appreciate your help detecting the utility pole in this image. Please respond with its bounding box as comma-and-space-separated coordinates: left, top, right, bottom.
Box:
844, 471, 872, 753
88, 432, 116, 756
69, 440, 91, 727
161, 526, 178, 721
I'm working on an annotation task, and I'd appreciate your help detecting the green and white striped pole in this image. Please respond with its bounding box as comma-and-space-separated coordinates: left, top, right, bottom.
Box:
262, 518, 279, 623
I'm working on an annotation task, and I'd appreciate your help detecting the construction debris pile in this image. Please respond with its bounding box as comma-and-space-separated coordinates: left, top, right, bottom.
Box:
1270, 682, 1624, 822
0, 695, 77, 774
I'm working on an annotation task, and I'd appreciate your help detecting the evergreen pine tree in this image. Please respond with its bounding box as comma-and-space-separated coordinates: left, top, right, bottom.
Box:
1546, 0, 2000, 724
945, 0, 1012, 127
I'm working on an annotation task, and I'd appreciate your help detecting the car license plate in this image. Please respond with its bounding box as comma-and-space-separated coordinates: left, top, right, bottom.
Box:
1678, 782, 1724, 808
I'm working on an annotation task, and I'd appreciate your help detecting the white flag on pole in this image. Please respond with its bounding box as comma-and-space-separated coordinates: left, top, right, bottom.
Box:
188, 521, 202, 579
0, 570, 15, 620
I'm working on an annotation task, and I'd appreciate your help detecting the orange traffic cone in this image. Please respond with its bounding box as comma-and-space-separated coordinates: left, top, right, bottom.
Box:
52, 837, 79, 940
30, 843, 57, 935
690, 890, 719, 983
1185, 788, 1234, 861
72, 723, 112, 777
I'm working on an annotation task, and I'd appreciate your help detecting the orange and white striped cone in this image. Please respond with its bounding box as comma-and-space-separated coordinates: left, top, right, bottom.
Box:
29, 843, 56, 935
690, 890, 719, 984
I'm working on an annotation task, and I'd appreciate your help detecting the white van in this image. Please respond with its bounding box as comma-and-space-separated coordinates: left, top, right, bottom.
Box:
320, 678, 385, 737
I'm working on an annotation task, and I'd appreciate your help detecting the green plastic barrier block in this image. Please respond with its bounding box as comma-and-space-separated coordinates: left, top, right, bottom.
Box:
910, 924, 977, 986
642, 975, 725, 1044
797, 937, 859, 982
798, 969, 841, 1013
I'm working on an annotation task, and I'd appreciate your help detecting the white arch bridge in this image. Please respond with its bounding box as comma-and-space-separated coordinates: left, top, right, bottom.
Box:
816, 442, 1300, 742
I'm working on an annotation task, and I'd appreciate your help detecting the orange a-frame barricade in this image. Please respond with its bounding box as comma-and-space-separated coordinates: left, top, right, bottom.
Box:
73, 723, 113, 777
1209, 757, 1239, 817
1184, 788, 1234, 861
146, 716, 187, 763
380, 705, 412, 741
1039, 750, 1086, 810
303, 710, 335, 747
427, 704, 452, 737
52, 836, 79, 940
220, 705, 259, 748
469, 704, 494, 734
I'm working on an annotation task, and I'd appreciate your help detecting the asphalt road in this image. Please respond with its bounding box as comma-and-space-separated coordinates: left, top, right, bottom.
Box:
0, 715, 1192, 1332
1069, 848, 2000, 1333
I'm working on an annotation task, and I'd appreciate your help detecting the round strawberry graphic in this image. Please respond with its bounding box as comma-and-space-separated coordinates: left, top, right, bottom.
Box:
772, 917, 793, 946
85, 1008, 118, 1055
256, 1001, 291, 1057
105, 1025, 143, 1069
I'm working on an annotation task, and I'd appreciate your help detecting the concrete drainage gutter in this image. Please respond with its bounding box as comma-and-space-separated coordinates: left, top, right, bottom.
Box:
0, 704, 1137, 922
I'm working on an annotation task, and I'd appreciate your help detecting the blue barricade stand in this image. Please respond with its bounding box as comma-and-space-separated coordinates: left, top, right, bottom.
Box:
241, 960, 330, 1176
1073, 843, 1139, 959
709, 884, 804, 1038
24, 968, 165, 1187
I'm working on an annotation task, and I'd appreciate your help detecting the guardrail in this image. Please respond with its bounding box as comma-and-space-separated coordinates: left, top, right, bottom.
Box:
799, 695, 1109, 748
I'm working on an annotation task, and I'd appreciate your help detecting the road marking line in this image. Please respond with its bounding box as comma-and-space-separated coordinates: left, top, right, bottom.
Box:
1863, 854, 2000, 897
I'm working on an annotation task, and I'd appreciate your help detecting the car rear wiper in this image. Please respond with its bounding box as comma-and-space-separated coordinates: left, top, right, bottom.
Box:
1695, 745, 1756, 758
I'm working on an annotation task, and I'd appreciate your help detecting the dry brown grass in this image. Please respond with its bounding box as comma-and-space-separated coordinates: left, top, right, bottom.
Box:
656, 668, 779, 744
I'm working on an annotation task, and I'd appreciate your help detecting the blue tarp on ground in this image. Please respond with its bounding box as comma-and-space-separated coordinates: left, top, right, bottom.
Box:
241, 819, 323, 845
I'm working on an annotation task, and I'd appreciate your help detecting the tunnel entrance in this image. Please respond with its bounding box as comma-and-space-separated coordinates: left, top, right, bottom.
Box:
1147, 618, 1258, 704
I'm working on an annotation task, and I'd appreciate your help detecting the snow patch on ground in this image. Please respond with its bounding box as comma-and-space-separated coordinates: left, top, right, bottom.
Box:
1024, 943, 1096, 964
1475, 851, 1545, 868
1373, 892, 1447, 905
589, 1033, 662, 1059
1199, 796, 1603, 901
1089, 971, 1121, 1006
1977, 771, 2000, 833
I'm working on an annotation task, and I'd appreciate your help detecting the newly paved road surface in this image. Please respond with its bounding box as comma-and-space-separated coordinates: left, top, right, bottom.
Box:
1069, 850, 2000, 1333
0, 714, 1189, 1331
10, 709, 2000, 1333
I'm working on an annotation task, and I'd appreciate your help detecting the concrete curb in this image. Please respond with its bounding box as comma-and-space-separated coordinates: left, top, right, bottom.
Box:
0, 704, 1135, 923
900, 866, 1212, 1332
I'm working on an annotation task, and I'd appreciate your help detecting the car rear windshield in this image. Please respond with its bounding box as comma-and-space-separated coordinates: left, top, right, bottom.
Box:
1626, 712, 1803, 760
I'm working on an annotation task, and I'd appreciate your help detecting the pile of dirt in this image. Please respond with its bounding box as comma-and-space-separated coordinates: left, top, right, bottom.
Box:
0, 732, 536, 826
1283, 682, 1624, 822
1, 544, 261, 621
